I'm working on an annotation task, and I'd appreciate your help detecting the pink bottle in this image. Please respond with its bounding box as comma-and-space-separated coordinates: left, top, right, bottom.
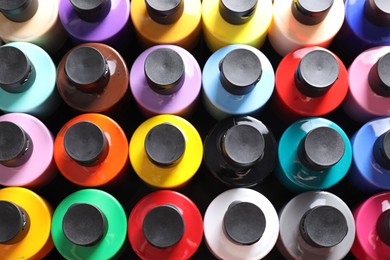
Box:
343, 46, 390, 122
0, 113, 56, 188
352, 192, 390, 259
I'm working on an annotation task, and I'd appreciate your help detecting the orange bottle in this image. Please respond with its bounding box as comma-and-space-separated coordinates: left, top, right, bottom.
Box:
54, 113, 129, 187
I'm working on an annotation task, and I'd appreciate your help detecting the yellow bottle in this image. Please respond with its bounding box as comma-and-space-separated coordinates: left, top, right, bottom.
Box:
131, 0, 202, 50
0, 187, 53, 259
202, 0, 273, 52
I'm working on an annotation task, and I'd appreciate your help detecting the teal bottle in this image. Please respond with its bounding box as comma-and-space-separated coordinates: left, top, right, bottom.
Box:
276, 117, 352, 192
51, 189, 127, 260
0, 42, 59, 118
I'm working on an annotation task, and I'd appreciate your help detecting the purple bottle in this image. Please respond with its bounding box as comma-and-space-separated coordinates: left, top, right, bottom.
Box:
59, 0, 131, 51
129, 45, 202, 117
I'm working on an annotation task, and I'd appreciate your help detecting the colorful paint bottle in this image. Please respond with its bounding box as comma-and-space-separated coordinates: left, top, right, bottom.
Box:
58, 0, 131, 51
352, 192, 390, 259
274, 46, 348, 121
343, 46, 390, 122
130, 45, 201, 117
269, 0, 345, 57
57, 43, 129, 115
129, 114, 203, 189
338, 0, 390, 61
54, 113, 129, 187
128, 190, 203, 259
204, 116, 277, 187
204, 188, 279, 259
0, 0, 67, 54
0, 42, 59, 118
131, 0, 201, 50
277, 191, 355, 260
202, 0, 273, 52
276, 117, 352, 192
0, 187, 53, 260
202, 44, 275, 120
51, 189, 127, 260
348, 117, 390, 193
0, 113, 56, 188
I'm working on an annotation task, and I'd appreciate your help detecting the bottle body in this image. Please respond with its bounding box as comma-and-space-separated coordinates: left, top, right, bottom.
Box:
0, 0, 67, 54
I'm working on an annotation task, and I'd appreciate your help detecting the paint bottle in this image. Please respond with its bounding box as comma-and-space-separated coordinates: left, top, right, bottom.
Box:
129, 114, 203, 189
128, 190, 203, 259
130, 45, 201, 117
276, 117, 352, 192
277, 191, 355, 260
338, 0, 390, 61
343, 46, 390, 122
0, 187, 53, 259
0, 42, 59, 119
204, 188, 279, 260
202, 44, 275, 120
204, 116, 277, 187
352, 192, 390, 259
274, 46, 348, 121
56, 43, 129, 115
131, 0, 201, 50
58, 0, 131, 51
202, 0, 273, 52
348, 117, 390, 193
269, 0, 345, 57
54, 113, 129, 187
0, 113, 56, 188
51, 189, 127, 260
0, 0, 67, 54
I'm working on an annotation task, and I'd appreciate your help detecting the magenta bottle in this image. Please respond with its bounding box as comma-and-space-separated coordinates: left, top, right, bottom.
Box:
129, 44, 201, 117
343, 46, 390, 122
58, 0, 132, 51
0, 113, 56, 188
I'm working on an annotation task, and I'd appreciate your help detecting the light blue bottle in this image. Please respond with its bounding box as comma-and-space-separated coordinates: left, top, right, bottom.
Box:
0, 42, 59, 118
276, 117, 352, 193
349, 117, 390, 193
202, 44, 274, 120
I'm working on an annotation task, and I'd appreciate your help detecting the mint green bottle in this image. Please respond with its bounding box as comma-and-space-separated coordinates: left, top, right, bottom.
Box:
51, 189, 127, 260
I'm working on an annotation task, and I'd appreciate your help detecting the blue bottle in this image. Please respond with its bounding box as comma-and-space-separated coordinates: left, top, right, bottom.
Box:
338, 0, 390, 60
202, 44, 274, 120
0, 42, 59, 118
276, 117, 352, 192
349, 117, 390, 193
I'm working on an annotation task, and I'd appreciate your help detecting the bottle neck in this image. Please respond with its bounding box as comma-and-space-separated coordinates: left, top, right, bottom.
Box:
0, 0, 38, 22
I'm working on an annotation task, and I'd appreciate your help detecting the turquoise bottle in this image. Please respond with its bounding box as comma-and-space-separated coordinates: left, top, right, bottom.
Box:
276, 117, 352, 192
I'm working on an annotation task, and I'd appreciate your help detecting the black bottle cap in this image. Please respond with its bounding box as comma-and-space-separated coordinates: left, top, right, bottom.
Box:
64, 121, 108, 166
368, 53, 390, 97
0, 201, 29, 244
0, 0, 38, 22
300, 205, 348, 248
0, 121, 32, 167
376, 209, 390, 246
62, 203, 107, 247
219, 0, 257, 25
144, 48, 185, 95
0, 46, 33, 93
364, 0, 390, 26
145, 123, 185, 167
219, 48, 262, 95
145, 0, 184, 24
298, 127, 345, 171
291, 0, 334, 25
373, 130, 390, 169
143, 205, 185, 249
221, 124, 264, 168
223, 201, 266, 245
295, 50, 339, 97
65, 46, 110, 93
70, 0, 111, 22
